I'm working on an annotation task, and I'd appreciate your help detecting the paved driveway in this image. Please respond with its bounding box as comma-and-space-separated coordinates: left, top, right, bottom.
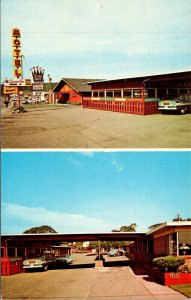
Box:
1, 105, 191, 148
2, 254, 187, 300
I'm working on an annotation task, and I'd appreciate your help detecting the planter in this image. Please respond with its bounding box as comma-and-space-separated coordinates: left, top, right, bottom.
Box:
164, 272, 191, 286
143, 264, 191, 286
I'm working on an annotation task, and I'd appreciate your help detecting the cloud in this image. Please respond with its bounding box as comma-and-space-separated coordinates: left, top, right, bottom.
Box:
2, 202, 110, 233
112, 159, 124, 172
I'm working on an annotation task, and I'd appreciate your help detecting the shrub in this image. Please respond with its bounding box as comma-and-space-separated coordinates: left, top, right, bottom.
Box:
153, 256, 185, 272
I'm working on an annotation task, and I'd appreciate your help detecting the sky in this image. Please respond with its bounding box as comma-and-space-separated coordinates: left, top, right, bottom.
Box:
1, 151, 191, 234
1, 0, 191, 83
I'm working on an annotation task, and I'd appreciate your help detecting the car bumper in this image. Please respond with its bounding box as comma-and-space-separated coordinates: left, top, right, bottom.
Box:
158, 107, 177, 110
23, 264, 44, 269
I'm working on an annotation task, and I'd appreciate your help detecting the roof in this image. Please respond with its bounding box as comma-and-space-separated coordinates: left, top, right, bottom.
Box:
147, 221, 191, 235
84, 70, 191, 85
52, 78, 102, 93
1, 232, 147, 242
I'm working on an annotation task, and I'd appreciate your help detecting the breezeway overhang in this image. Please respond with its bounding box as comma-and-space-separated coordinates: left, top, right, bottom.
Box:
1, 232, 147, 243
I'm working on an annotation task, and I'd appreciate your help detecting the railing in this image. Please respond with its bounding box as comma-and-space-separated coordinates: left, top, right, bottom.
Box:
1, 257, 24, 276
82, 97, 159, 115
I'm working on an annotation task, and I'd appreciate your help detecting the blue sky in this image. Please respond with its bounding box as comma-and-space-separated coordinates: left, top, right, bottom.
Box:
1, 0, 191, 83
1, 151, 191, 234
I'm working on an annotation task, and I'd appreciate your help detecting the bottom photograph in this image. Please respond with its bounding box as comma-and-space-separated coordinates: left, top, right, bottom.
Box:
1, 151, 191, 299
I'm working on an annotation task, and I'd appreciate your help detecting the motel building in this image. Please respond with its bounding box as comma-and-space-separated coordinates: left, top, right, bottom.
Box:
49, 78, 99, 104
82, 70, 191, 115
1, 221, 191, 276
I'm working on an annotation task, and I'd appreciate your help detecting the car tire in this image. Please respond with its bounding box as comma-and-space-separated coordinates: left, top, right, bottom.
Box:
43, 265, 48, 271
180, 107, 186, 115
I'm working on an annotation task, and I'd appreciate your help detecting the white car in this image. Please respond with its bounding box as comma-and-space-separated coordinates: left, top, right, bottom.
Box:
23, 252, 56, 271
158, 94, 191, 114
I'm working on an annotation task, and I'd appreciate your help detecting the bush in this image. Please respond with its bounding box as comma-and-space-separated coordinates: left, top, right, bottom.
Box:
153, 256, 185, 272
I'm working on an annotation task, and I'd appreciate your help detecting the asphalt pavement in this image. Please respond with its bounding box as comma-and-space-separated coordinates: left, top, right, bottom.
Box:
2, 254, 188, 299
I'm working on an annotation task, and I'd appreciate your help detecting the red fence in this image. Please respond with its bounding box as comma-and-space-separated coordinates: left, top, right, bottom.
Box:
1, 257, 24, 276
82, 98, 159, 115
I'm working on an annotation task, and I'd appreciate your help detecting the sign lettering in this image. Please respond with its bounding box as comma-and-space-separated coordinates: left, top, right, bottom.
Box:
4, 86, 18, 94
12, 28, 22, 78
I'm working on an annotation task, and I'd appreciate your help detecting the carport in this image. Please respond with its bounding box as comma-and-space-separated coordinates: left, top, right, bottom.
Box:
1, 232, 152, 275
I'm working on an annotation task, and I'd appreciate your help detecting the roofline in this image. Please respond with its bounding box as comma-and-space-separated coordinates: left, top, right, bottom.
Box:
147, 221, 191, 235
84, 70, 191, 85
1, 231, 146, 237
52, 78, 101, 93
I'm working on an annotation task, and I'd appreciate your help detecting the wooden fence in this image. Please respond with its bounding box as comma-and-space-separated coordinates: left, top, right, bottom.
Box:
82, 98, 159, 115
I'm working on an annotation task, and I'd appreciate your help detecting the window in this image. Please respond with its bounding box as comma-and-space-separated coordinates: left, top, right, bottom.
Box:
106, 90, 113, 97
123, 89, 131, 98
178, 232, 191, 256
99, 91, 104, 97
133, 90, 142, 98
92, 91, 99, 97
114, 90, 121, 97
147, 89, 155, 97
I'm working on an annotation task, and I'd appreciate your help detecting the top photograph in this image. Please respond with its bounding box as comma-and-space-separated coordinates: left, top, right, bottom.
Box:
1, 0, 191, 149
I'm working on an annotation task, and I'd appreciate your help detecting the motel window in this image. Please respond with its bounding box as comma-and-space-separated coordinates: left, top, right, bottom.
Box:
106, 90, 113, 97
168, 89, 178, 99
93, 91, 99, 97
123, 89, 131, 98
99, 91, 104, 97
133, 90, 142, 98
179, 89, 189, 95
147, 89, 155, 97
1, 247, 4, 258
178, 231, 191, 256
114, 90, 121, 97
7, 248, 15, 257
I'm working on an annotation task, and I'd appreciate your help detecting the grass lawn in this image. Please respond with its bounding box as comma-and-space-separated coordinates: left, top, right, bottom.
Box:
22, 103, 66, 109
170, 284, 191, 298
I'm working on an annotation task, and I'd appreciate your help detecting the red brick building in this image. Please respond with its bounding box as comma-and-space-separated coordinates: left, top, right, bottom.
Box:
147, 221, 191, 257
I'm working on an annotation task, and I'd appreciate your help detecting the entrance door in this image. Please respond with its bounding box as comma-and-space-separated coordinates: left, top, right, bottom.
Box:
58, 93, 69, 104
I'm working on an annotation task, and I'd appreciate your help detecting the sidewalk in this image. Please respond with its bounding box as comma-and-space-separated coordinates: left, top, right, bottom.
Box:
131, 265, 188, 299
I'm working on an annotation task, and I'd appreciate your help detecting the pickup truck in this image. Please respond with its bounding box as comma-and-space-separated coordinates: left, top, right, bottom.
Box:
158, 94, 191, 114
23, 252, 56, 271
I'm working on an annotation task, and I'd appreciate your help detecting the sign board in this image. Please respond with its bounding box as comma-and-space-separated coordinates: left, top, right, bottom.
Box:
31, 67, 44, 82
12, 28, 22, 78
4, 86, 18, 94
4, 79, 31, 87
32, 83, 44, 91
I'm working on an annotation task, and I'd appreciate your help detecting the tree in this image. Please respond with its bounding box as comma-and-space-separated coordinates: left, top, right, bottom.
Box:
23, 225, 57, 234
120, 223, 137, 232
112, 223, 137, 232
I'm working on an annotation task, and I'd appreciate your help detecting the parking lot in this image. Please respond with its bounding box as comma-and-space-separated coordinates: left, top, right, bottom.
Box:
1, 253, 187, 299
1, 104, 191, 148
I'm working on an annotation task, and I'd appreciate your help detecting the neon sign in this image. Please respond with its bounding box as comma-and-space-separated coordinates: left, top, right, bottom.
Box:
12, 28, 22, 78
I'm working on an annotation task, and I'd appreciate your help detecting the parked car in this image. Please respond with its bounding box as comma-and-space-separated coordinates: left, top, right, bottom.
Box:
10, 94, 18, 101
55, 255, 74, 267
23, 252, 56, 271
107, 249, 118, 257
158, 94, 191, 114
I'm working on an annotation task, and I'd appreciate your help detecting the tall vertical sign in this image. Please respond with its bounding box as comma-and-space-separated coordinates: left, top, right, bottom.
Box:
12, 28, 22, 78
